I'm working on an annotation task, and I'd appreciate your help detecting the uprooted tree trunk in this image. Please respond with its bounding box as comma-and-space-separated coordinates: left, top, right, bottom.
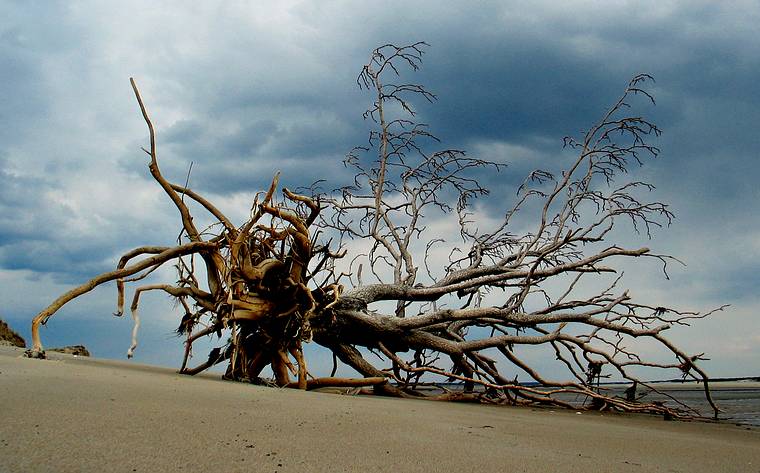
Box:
27, 43, 724, 420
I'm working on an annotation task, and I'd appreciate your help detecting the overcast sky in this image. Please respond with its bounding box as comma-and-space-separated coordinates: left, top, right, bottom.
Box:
1, 1, 758, 378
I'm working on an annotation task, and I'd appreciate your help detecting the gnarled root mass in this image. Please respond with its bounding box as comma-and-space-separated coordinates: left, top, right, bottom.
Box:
27, 44, 723, 421
27, 80, 349, 390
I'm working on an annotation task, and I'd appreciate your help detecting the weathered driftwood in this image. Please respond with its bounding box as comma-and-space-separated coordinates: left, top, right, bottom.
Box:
27, 43, 724, 419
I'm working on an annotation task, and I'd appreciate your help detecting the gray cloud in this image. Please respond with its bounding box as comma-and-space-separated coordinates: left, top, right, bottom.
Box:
1, 0, 758, 374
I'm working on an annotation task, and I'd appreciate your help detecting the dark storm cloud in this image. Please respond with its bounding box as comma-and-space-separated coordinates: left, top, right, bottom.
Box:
159, 113, 359, 186
0, 1, 98, 142
118, 113, 362, 195
417, 41, 619, 144
0, 154, 175, 284
0, 157, 50, 243
0, 239, 114, 281
0, 37, 48, 144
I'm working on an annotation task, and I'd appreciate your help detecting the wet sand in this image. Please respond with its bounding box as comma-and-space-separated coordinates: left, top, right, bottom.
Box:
1, 345, 758, 472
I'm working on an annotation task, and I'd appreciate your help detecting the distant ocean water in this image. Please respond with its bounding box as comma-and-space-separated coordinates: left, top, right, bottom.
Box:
650, 386, 760, 427
417, 382, 760, 427
566, 385, 760, 426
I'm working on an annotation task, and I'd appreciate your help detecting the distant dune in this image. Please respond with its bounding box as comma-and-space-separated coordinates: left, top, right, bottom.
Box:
0, 318, 25, 348
0, 317, 91, 356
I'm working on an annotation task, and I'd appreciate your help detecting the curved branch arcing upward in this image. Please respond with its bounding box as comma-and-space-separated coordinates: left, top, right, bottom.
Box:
27, 241, 218, 356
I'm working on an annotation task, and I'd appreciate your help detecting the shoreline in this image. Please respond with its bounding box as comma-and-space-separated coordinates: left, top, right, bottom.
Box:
1, 345, 758, 472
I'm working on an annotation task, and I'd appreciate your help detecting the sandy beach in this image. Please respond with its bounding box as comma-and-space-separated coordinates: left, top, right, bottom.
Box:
1, 345, 757, 473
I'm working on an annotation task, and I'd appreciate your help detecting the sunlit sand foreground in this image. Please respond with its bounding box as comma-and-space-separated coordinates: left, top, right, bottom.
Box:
1, 345, 758, 473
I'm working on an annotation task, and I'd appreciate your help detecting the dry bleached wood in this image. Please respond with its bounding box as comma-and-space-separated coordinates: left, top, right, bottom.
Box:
27, 43, 725, 419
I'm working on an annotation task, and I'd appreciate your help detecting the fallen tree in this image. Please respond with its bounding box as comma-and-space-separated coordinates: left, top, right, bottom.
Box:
27, 43, 724, 419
